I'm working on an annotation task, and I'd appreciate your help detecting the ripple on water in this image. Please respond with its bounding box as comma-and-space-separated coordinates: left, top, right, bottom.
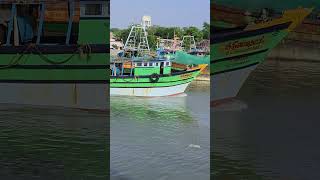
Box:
111, 82, 210, 180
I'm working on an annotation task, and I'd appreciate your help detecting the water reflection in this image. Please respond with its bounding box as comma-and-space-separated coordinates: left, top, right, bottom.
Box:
111, 82, 210, 180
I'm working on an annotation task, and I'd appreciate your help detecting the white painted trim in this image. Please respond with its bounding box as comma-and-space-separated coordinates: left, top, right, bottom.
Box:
110, 82, 190, 97
211, 64, 258, 101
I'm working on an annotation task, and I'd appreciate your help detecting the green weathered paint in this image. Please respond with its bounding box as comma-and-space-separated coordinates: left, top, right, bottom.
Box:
111, 69, 200, 88
110, 58, 192, 89
134, 66, 160, 76
211, 30, 289, 74
164, 66, 171, 74
0, 16, 109, 82
212, 20, 237, 28
0, 53, 107, 81
78, 19, 109, 44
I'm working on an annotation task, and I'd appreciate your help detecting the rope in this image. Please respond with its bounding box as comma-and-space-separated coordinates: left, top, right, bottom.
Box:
34, 45, 77, 65
34, 43, 92, 65
0, 44, 33, 69
0, 43, 93, 69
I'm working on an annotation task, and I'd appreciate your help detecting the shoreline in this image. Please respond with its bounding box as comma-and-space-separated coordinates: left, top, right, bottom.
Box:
195, 74, 210, 81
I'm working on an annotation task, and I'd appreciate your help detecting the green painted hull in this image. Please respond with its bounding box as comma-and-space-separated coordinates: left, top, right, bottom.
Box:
211, 30, 289, 75
110, 69, 201, 96
0, 2, 109, 109
0, 53, 108, 81
210, 5, 313, 103
111, 69, 200, 88
210, 28, 291, 102
209, 5, 314, 103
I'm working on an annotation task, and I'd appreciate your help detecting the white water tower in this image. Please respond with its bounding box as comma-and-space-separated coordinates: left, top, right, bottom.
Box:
142, 15, 152, 28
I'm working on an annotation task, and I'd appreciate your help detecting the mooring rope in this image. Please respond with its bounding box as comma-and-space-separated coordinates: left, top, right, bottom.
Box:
0, 43, 94, 68
0, 44, 33, 69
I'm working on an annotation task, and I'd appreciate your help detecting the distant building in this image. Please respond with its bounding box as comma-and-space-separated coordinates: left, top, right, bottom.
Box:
142, 15, 152, 28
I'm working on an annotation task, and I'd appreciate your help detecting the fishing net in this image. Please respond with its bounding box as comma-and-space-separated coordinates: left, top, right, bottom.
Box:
172, 51, 210, 65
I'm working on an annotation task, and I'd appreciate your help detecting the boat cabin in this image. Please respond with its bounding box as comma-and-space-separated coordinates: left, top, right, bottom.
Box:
0, 0, 109, 46
111, 60, 172, 77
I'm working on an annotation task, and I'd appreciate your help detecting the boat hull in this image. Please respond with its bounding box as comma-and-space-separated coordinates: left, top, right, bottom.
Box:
110, 69, 201, 97
111, 82, 190, 97
211, 63, 258, 102
210, 29, 285, 104
0, 83, 109, 110
0, 45, 109, 110
210, 7, 312, 105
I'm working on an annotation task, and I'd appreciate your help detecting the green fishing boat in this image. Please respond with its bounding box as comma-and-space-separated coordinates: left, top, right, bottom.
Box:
110, 25, 206, 97
0, 0, 109, 110
211, 3, 312, 106
110, 57, 206, 97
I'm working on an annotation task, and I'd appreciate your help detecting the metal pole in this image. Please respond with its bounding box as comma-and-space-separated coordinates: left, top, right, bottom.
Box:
121, 64, 124, 75
6, 4, 16, 46
130, 61, 133, 76
124, 26, 135, 50
66, 0, 75, 45
36, 3, 45, 45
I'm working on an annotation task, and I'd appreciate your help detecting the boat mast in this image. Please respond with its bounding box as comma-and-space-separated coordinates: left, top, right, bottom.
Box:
181, 35, 196, 52
124, 24, 150, 56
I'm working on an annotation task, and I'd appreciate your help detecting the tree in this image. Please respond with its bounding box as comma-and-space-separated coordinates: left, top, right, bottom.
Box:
202, 22, 210, 39
110, 22, 209, 50
182, 26, 203, 42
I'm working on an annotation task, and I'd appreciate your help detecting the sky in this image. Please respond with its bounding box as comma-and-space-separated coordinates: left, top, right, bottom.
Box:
111, 0, 210, 29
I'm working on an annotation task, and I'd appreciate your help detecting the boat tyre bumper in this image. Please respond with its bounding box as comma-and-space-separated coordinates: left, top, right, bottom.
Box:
149, 73, 160, 83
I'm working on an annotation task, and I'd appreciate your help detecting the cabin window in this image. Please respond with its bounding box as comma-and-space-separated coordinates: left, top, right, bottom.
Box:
149, 62, 153, 66
166, 62, 170, 66
155, 63, 159, 66
144, 63, 148, 67
137, 63, 142, 67
85, 4, 102, 16
80, 1, 108, 18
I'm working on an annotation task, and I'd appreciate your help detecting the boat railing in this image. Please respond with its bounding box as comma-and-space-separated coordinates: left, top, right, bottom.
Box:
0, 1, 76, 47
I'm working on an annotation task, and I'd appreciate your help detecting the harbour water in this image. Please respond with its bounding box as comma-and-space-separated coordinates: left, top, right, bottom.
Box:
0, 106, 108, 179
111, 81, 210, 180
212, 59, 320, 179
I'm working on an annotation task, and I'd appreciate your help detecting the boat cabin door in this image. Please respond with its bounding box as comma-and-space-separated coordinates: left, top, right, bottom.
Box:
160, 62, 164, 74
